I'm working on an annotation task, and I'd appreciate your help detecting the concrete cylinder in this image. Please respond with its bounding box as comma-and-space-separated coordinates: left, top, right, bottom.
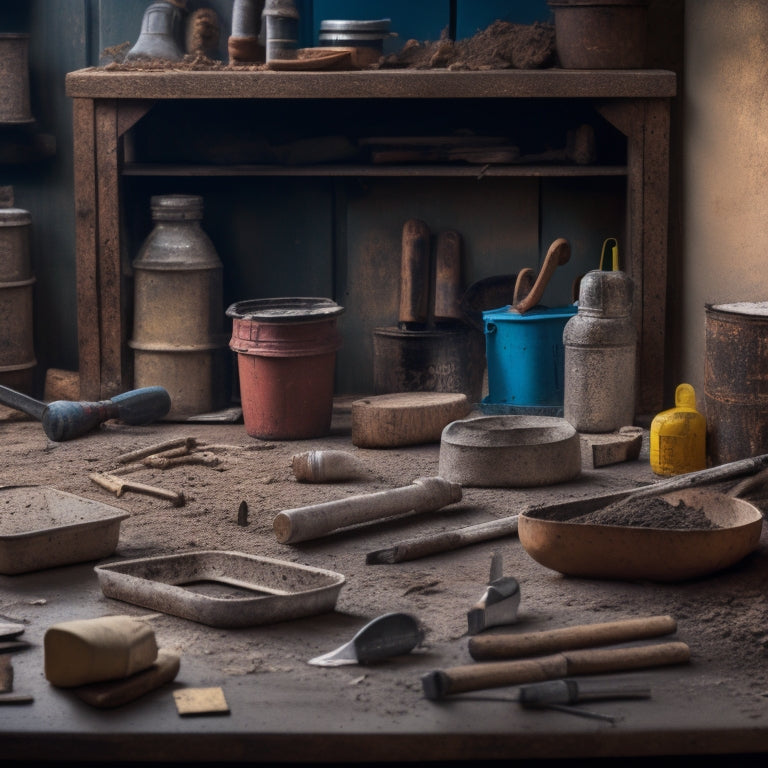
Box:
564, 269, 636, 432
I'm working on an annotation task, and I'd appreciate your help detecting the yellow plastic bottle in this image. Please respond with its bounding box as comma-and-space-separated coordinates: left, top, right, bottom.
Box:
649, 383, 707, 476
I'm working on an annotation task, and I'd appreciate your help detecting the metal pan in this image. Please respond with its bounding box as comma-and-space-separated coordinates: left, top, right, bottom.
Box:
518, 487, 763, 582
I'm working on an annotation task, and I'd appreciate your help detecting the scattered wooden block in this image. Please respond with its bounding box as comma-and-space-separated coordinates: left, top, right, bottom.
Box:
351, 392, 471, 448
580, 427, 644, 469
174, 686, 230, 716
72, 650, 180, 709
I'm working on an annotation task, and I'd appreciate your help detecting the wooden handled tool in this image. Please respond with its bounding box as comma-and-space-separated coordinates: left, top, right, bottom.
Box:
366, 515, 519, 564
434, 230, 463, 322
421, 641, 690, 700
468, 615, 677, 660
398, 218, 431, 329
273, 476, 462, 545
0, 384, 171, 441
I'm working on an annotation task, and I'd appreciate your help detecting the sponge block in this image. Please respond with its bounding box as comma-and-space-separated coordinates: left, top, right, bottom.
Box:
44, 615, 158, 688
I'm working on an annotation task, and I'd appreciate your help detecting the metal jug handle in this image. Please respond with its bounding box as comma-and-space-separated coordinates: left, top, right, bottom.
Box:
599, 237, 619, 271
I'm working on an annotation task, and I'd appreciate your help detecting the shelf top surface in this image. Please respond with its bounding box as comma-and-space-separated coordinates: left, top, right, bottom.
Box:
65, 67, 677, 101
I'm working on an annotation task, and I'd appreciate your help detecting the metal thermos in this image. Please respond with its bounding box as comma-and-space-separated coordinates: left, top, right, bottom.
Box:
129, 194, 228, 419
0, 191, 36, 393
563, 269, 636, 432
262, 0, 299, 62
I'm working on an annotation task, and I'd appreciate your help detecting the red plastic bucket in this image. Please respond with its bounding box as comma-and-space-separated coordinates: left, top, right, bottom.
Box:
227, 298, 344, 439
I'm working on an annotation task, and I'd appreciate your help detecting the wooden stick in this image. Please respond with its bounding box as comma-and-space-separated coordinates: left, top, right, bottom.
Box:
468, 615, 677, 661
366, 516, 519, 564
142, 451, 219, 470
115, 437, 197, 464
89, 472, 185, 507
421, 641, 690, 700
273, 477, 462, 545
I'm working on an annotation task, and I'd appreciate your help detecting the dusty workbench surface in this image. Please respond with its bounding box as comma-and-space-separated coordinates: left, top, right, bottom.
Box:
1, 405, 768, 765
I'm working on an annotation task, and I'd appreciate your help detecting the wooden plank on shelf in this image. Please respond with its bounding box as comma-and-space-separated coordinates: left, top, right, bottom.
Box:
638, 98, 671, 414
65, 69, 678, 102
119, 164, 629, 178
95, 100, 125, 398
72, 98, 101, 401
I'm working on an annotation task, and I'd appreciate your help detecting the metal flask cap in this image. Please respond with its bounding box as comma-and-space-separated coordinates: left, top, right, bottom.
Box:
577, 269, 633, 317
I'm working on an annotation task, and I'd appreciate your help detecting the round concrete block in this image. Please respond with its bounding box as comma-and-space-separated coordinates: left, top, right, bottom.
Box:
438, 414, 581, 487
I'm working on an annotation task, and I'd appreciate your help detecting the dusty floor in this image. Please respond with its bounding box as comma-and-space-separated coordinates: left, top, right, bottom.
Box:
3, 399, 768, 730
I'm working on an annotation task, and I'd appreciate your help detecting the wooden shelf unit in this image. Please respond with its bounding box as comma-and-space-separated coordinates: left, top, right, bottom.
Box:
66, 67, 676, 412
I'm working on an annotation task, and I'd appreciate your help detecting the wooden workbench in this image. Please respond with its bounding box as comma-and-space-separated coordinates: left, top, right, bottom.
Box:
2, 412, 768, 765
65, 68, 675, 414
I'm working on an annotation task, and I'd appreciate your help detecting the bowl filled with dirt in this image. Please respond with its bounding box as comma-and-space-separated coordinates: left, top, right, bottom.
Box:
518, 487, 764, 582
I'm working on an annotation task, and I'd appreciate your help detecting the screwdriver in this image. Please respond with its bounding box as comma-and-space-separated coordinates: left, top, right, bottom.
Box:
518, 679, 651, 723
0, 384, 171, 441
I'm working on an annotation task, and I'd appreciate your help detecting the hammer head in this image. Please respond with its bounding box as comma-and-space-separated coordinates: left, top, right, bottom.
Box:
467, 576, 521, 635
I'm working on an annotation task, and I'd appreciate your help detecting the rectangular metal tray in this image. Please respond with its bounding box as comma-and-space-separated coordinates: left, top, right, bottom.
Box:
0, 485, 129, 575
95, 550, 346, 628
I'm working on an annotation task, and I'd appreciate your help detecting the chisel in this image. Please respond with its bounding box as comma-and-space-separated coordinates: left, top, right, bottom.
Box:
0, 384, 171, 441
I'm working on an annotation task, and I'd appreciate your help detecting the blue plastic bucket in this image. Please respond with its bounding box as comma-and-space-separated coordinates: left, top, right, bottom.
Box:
483, 305, 578, 407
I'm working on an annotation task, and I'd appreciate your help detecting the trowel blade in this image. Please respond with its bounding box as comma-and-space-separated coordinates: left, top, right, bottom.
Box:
308, 613, 422, 667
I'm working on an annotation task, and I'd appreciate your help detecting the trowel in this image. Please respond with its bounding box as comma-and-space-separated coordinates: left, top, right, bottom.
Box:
467, 551, 521, 635
308, 612, 423, 667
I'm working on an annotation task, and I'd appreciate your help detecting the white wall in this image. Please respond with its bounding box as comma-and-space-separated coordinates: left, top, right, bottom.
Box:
683, 1, 768, 407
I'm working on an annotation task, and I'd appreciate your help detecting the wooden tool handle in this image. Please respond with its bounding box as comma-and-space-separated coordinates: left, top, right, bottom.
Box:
563, 641, 690, 676
422, 641, 690, 699
434, 230, 463, 321
422, 656, 567, 700
398, 219, 431, 327
513, 238, 570, 314
468, 615, 677, 661
366, 515, 519, 564
273, 476, 462, 544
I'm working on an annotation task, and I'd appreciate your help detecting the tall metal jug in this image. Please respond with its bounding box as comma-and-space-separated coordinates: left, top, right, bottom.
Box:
563, 268, 636, 432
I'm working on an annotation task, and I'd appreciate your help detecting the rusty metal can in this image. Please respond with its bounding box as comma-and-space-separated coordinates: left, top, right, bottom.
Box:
705, 302, 768, 465
0, 201, 35, 392
129, 194, 228, 419
0, 34, 33, 124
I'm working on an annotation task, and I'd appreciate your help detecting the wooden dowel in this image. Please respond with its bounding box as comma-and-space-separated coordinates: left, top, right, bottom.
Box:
366, 516, 519, 564
468, 615, 677, 661
422, 641, 690, 700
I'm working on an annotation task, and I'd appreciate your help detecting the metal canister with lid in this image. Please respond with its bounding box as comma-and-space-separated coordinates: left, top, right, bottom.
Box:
129, 194, 228, 419
0, 190, 36, 392
563, 268, 636, 432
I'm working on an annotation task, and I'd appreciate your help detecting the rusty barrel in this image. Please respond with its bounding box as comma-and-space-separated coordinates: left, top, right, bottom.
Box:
372, 325, 485, 405
0, 202, 35, 392
705, 302, 768, 465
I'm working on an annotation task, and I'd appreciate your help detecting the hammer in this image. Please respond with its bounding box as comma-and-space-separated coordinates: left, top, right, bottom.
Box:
0, 384, 171, 441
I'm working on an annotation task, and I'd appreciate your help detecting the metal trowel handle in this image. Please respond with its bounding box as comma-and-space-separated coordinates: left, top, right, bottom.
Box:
0, 384, 171, 441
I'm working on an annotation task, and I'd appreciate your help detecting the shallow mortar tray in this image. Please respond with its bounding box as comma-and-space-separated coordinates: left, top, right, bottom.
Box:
95, 550, 346, 628
0, 485, 129, 575
438, 414, 581, 487
518, 487, 764, 582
